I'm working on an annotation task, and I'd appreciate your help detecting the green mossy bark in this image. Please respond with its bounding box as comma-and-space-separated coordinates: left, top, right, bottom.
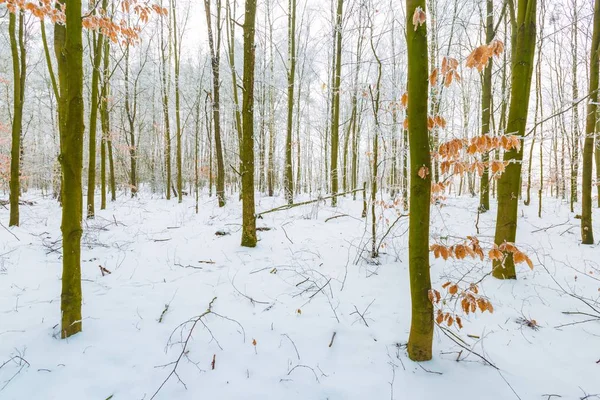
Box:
86, 29, 105, 219
406, 0, 433, 362
479, 0, 493, 212
60, 0, 84, 338
330, 0, 343, 207
284, 0, 297, 205
581, 0, 600, 244
9, 12, 25, 227
241, 0, 258, 248
492, 0, 537, 279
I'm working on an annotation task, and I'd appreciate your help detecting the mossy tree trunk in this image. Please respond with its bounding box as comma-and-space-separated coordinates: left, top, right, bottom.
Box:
9, 11, 26, 227
241, 0, 257, 247
581, 0, 600, 244
479, 0, 493, 212
284, 0, 297, 205
100, 39, 110, 209
85, 0, 107, 219
492, 0, 537, 279
159, 1, 172, 200
60, 0, 84, 338
330, 0, 343, 206
406, 0, 433, 361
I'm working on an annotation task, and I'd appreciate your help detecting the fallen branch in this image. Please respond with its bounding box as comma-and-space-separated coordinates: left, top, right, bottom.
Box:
151, 297, 217, 400
257, 189, 362, 218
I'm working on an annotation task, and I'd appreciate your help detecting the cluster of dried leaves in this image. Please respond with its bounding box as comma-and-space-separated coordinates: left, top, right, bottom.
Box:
430, 236, 484, 261
489, 242, 534, 270
430, 57, 461, 87
466, 40, 504, 72
1, 0, 167, 45
412, 6, 426, 31
430, 238, 533, 270
428, 282, 494, 329
437, 135, 521, 161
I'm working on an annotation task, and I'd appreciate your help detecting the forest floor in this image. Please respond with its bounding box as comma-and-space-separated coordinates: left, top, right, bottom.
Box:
0, 191, 599, 400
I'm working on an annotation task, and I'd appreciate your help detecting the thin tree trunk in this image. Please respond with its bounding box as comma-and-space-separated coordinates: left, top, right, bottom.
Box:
204, 0, 226, 206
284, 0, 297, 204
172, 0, 183, 203
159, 2, 172, 200
100, 38, 110, 209
479, 0, 493, 212
330, 0, 343, 206
86, 2, 107, 219
8, 11, 25, 227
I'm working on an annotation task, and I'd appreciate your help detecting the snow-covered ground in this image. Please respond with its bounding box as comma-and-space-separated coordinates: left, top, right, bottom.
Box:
1, 191, 598, 400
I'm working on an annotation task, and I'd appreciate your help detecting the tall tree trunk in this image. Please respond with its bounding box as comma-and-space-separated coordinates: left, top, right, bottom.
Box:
8, 11, 26, 227
226, 0, 243, 193
284, 0, 297, 204
570, 0, 580, 213
330, 0, 343, 206
492, 0, 537, 279
479, 0, 493, 212
100, 38, 110, 209
406, 0, 433, 361
581, 0, 600, 244
124, 45, 138, 198
241, 0, 258, 247
159, 2, 172, 200
204, 0, 226, 206
172, 0, 183, 203
60, 0, 84, 338
86, 1, 107, 219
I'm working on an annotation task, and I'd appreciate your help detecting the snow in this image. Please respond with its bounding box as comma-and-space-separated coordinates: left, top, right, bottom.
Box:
1, 192, 599, 399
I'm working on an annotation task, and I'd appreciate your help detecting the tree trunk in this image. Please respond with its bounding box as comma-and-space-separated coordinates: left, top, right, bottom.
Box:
479, 0, 493, 212
60, 0, 84, 338
86, 6, 106, 218
406, 0, 433, 362
581, 0, 600, 244
570, 0, 580, 213
100, 39, 110, 209
8, 11, 26, 227
241, 0, 258, 247
159, 3, 172, 200
330, 0, 343, 206
284, 0, 297, 204
172, 0, 183, 203
204, 0, 226, 207
492, 0, 537, 279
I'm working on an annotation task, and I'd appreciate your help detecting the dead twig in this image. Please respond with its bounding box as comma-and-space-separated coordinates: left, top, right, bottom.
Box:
150, 297, 217, 400
328, 332, 337, 348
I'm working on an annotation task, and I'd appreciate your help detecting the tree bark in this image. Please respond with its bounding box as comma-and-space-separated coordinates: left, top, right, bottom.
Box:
581, 0, 600, 244
241, 0, 258, 247
406, 0, 433, 361
492, 0, 537, 279
284, 0, 297, 204
330, 0, 343, 206
479, 0, 493, 212
8, 11, 26, 227
204, 0, 226, 206
60, 0, 84, 338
